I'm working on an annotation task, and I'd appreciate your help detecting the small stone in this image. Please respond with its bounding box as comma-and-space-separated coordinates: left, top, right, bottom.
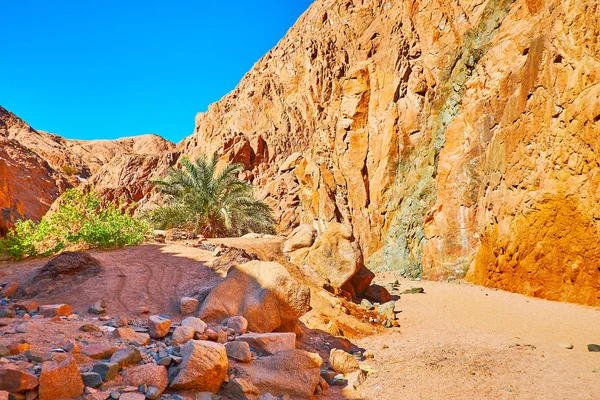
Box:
0, 309, 15, 318
119, 393, 145, 400
82, 372, 103, 388
148, 316, 171, 339
38, 304, 72, 317
360, 298, 374, 310
403, 287, 425, 294
80, 323, 102, 333
331, 374, 347, 386
557, 343, 574, 350
329, 349, 360, 374
171, 326, 195, 345
179, 297, 199, 315
8, 341, 30, 355
113, 328, 150, 346
14, 300, 38, 313
225, 316, 248, 335
89, 300, 106, 315
145, 386, 161, 400
0, 345, 8, 357
82, 344, 118, 359
137, 306, 150, 315
588, 344, 600, 352
110, 391, 120, 399
225, 341, 252, 362
92, 362, 120, 381
346, 369, 368, 390
205, 328, 218, 341
0, 282, 18, 298
110, 348, 142, 367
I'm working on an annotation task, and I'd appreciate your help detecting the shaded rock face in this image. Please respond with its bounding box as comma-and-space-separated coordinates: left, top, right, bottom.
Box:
176, 0, 600, 305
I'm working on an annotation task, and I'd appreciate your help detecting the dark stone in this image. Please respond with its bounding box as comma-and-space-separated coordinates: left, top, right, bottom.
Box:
82, 372, 103, 387
588, 344, 600, 352
92, 362, 120, 381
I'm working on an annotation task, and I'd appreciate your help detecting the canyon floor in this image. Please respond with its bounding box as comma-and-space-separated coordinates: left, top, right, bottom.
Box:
1, 239, 599, 399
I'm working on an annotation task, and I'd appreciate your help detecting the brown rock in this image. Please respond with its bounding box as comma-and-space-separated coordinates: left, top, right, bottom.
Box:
39, 356, 84, 400
364, 284, 391, 304
225, 341, 252, 362
181, 317, 207, 334
110, 348, 142, 367
14, 300, 38, 313
82, 344, 118, 359
233, 349, 322, 399
282, 224, 316, 253
112, 328, 150, 346
347, 266, 375, 298
121, 364, 168, 396
39, 304, 72, 317
0, 367, 38, 392
0, 282, 18, 298
329, 349, 360, 374
168, 340, 228, 392
171, 326, 195, 345
179, 297, 199, 315
199, 260, 310, 333
236, 333, 296, 355
148, 316, 171, 339
225, 316, 248, 335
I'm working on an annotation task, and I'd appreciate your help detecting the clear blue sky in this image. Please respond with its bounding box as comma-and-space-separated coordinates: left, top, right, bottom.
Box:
1, 1, 313, 143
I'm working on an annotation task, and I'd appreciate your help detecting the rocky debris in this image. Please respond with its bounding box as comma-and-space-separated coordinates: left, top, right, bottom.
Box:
148, 316, 171, 339
236, 333, 296, 355
181, 317, 207, 336
110, 348, 142, 367
0, 367, 38, 392
82, 344, 118, 359
14, 300, 38, 313
112, 328, 150, 346
82, 371, 103, 388
232, 349, 322, 399
225, 316, 248, 335
179, 297, 199, 315
35, 252, 103, 281
171, 326, 195, 345
121, 364, 168, 397
329, 349, 360, 374
166, 229, 196, 241
0, 282, 18, 298
225, 341, 252, 362
210, 247, 259, 274
89, 300, 107, 315
199, 260, 310, 333
282, 224, 316, 253
168, 340, 228, 392
38, 356, 84, 400
38, 304, 72, 317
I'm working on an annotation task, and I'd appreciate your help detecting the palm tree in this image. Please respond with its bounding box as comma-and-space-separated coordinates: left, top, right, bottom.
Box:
147, 154, 275, 237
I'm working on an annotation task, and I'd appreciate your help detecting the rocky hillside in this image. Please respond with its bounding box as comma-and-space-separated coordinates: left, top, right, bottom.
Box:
0, 106, 178, 231
179, 0, 600, 305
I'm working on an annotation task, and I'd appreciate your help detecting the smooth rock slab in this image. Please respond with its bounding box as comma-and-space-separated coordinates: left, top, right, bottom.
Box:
236, 332, 296, 355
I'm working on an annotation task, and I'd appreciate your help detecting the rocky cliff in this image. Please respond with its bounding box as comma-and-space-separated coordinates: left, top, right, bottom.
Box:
179, 0, 600, 305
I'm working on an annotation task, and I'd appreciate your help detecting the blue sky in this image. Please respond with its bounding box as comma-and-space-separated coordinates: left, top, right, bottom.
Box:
2, 1, 312, 143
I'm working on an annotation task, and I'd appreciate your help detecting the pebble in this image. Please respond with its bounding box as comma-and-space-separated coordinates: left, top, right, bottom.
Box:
82, 372, 103, 388
588, 344, 600, 352
557, 343, 574, 349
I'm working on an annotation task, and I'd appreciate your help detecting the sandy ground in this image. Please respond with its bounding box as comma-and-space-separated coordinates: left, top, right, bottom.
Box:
349, 272, 600, 400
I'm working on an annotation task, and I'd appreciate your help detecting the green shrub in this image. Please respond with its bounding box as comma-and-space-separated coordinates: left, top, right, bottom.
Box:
0, 188, 149, 260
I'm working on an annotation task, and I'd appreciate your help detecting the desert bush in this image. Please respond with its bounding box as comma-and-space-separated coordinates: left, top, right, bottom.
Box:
146, 154, 275, 237
0, 188, 149, 260
60, 165, 79, 176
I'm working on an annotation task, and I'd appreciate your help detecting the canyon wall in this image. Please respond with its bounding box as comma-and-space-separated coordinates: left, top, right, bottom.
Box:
180, 0, 600, 305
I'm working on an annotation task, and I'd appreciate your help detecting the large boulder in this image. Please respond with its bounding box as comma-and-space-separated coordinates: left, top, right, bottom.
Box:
35, 252, 103, 281
199, 261, 310, 333
233, 349, 322, 399
282, 224, 316, 253
293, 222, 363, 290
39, 356, 84, 400
169, 340, 228, 392
121, 364, 168, 397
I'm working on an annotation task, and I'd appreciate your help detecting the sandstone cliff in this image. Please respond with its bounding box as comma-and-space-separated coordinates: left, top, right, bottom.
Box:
179, 0, 600, 305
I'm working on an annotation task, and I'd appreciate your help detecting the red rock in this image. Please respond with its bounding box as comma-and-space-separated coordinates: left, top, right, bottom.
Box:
112, 328, 150, 346
0, 282, 18, 298
236, 333, 296, 355
14, 300, 38, 313
171, 326, 195, 345
179, 297, 199, 315
168, 340, 228, 391
225, 341, 252, 362
0, 367, 38, 392
148, 316, 171, 339
39, 356, 84, 400
82, 344, 118, 359
39, 304, 72, 317
121, 364, 168, 396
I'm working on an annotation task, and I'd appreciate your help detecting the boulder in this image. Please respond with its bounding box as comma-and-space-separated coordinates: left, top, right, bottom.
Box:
89, 300, 106, 315
172, 326, 195, 344
112, 328, 150, 346
39, 304, 72, 317
199, 260, 310, 333
179, 297, 199, 315
168, 340, 228, 392
92, 362, 120, 381
346, 266, 375, 297
364, 284, 391, 304
181, 317, 207, 334
233, 349, 322, 399
39, 356, 84, 400
298, 223, 363, 290
121, 364, 168, 397
225, 316, 248, 335
110, 348, 142, 367
0, 367, 38, 392
282, 224, 316, 253
81, 372, 103, 388
148, 316, 171, 339
0, 282, 18, 298
35, 252, 102, 281
225, 341, 252, 362
223, 378, 260, 399
329, 349, 360, 374
236, 332, 296, 355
